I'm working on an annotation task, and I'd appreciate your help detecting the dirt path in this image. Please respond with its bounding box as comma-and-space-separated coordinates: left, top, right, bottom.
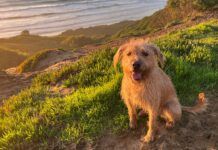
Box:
0, 71, 31, 101
91, 91, 217, 150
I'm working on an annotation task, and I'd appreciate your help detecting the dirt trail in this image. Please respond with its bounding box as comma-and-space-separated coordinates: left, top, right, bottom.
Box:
0, 71, 31, 101
82, 91, 217, 150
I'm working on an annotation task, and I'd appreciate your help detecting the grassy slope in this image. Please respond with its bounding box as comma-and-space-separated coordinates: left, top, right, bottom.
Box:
16, 50, 52, 73
114, 0, 218, 38
61, 21, 135, 38
0, 19, 217, 149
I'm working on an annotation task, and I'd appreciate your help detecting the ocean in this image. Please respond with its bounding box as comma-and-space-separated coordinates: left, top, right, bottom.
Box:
0, 0, 167, 38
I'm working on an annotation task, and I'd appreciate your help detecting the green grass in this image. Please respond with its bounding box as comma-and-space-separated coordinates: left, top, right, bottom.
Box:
61, 35, 101, 48
0, 19, 217, 149
165, 19, 183, 28
168, 0, 218, 10
17, 50, 51, 73
113, 0, 217, 39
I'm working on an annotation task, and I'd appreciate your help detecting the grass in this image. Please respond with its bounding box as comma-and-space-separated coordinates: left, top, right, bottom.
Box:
168, 0, 218, 10
113, 0, 218, 39
17, 50, 52, 73
155, 19, 218, 104
0, 19, 217, 149
165, 19, 183, 28
61, 35, 101, 48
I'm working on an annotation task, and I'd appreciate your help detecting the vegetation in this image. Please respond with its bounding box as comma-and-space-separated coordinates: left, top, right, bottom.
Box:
168, 0, 218, 10
17, 50, 51, 73
165, 19, 183, 28
0, 19, 217, 149
61, 35, 100, 48
61, 21, 134, 38
114, 0, 217, 38
155, 19, 218, 104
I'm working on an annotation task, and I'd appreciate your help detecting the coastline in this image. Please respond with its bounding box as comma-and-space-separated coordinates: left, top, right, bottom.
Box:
0, 0, 167, 38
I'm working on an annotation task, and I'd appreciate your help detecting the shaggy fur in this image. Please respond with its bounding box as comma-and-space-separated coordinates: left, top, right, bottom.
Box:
114, 39, 207, 142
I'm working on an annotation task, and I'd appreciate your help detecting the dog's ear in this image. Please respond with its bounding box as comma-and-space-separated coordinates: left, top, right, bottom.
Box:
113, 45, 125, 71
148, 44, 166, 68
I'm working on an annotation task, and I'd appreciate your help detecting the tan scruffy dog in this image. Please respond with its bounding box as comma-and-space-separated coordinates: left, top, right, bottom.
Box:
114, 39, 207, 143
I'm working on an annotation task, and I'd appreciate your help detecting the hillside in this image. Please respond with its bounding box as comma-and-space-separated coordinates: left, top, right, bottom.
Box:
0, 50, 25, 70
115, 0, 218, 38
0, 21, 134, 70
0, 19, 217, 149
1, 0, 217, 70
61, 21, 135, 38
17, 49, 76, 73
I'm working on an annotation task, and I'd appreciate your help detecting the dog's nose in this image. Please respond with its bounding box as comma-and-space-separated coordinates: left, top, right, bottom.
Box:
133, 61, 141, 70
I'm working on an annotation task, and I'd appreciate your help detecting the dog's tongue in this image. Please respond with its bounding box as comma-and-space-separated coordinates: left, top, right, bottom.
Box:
132, 72, 142, 80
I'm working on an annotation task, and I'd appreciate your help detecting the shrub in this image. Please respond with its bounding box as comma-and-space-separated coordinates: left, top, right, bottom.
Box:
20, 30, 30, 36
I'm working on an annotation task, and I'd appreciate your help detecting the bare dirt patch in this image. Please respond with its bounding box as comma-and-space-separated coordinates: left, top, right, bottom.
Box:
0, 71, 31, 101
93, 91, 218, 150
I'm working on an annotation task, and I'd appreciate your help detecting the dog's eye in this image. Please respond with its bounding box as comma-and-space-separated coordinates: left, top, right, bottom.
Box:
142, 52, 149, 57
127, 52, 131, 56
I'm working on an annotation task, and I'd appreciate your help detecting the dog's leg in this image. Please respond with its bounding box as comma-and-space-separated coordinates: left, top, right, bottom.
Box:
124, 99, 137, 129
142, 109, 157, 143
162, 101, 181, 128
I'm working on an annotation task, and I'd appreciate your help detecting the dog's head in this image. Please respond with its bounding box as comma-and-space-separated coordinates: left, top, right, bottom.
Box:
114, 39, 165, 82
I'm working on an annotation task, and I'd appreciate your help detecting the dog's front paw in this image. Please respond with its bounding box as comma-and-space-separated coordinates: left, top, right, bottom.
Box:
129, 120, 137, 129
141, 134, 155, 143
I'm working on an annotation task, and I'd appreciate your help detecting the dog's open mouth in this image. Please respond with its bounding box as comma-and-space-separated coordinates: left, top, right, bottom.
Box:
132, 71, 142, 81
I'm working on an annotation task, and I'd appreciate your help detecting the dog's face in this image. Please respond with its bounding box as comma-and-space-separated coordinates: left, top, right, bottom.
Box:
114, 39, 165, 82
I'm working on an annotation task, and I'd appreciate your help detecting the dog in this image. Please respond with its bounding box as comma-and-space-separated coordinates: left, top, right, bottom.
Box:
113, 39, 207, 143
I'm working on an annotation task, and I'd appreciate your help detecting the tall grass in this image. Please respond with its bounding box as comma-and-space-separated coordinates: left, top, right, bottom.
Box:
0, 19, 217, 149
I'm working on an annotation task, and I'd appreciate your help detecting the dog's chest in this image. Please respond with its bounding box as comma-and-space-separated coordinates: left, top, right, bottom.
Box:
121, 79, 158, 106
